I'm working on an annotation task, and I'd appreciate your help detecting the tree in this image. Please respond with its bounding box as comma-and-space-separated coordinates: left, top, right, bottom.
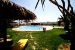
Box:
35, 0, 75, 50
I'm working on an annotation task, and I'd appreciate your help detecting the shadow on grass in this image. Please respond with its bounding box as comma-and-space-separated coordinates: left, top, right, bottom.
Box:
59, 34, 70, 40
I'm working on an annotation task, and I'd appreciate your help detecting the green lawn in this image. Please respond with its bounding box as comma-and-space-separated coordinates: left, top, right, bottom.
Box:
7, 28, 70, 50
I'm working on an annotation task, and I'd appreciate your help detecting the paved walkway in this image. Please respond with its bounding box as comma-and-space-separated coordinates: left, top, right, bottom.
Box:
53, 26, 64, 28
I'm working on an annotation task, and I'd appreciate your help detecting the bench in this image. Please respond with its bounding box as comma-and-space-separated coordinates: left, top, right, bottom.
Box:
11, 39, 28, 50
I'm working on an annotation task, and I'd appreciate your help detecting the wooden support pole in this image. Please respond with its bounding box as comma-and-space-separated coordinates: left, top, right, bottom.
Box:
0, 19, 7, 50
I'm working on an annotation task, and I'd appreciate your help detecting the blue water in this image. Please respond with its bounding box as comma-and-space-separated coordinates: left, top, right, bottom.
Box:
19, 25, 43, 30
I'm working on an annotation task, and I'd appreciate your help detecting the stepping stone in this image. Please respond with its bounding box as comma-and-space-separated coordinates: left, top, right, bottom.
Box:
34, 41, 37, 45
58, 43, 70, 50
32, 45, 35, 50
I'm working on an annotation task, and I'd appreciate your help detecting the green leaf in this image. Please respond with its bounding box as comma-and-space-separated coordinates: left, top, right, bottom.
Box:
35, 0, 45, 11
41, 0, 45, 11
35, 0, 40, 9
42, 0, 45, 7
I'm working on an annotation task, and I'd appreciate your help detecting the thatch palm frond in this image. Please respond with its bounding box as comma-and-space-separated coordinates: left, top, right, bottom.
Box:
0, 0, 36, 20
22, 7, 36, 20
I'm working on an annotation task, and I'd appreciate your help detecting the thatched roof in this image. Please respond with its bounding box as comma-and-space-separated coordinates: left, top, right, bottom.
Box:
0, 0, 36, 20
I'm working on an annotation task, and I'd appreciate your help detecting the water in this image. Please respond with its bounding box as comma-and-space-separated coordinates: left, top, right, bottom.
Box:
19, 25, 43, 30
12, 25, 53, 31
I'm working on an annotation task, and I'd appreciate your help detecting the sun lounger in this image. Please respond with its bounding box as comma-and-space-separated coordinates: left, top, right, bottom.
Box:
11, 39, 28, 50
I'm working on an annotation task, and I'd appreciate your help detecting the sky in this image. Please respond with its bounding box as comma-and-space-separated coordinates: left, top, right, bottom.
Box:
10, 0, 75, 22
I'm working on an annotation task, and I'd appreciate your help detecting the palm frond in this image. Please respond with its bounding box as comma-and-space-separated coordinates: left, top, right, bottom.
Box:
41, 0, 45, 11
35, 0, 40, 9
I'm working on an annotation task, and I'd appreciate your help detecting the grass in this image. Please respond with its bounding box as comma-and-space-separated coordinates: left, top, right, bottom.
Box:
7, 28, 70, 50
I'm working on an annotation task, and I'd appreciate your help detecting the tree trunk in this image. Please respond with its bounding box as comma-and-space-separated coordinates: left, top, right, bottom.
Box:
70, 24, 75, 50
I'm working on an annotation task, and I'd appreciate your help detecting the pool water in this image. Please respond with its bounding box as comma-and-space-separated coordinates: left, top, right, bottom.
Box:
19, 25, 43, 30
12, 25, 53, 31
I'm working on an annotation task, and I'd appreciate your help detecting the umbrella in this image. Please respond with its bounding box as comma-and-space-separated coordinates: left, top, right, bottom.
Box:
0, 0, 36, 20
0, 0, 37, 49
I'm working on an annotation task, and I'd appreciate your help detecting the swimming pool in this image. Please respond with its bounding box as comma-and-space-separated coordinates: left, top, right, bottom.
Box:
12, 25, 53, 31
19, 25, 43, 30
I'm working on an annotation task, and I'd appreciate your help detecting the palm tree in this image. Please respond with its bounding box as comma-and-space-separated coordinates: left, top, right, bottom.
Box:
35, 0, 75, 50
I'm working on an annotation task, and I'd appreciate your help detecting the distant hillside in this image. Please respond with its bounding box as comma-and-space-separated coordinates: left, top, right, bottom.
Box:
47, 22, 58, 24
